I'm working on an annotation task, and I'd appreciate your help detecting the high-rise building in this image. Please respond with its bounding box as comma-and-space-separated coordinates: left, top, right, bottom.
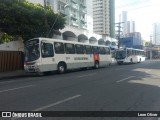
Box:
27, 0, 118, 46
153, 23, 160, 45
46, 0, 87, 30
109, 0, 115, 38
121, 11, 136, 36
93, 0, 115, 37
86, 0, 93, 33
126, 20, 135, 34
127, 21, 130, 34
130, 20, 135, 33
121, 11, 127, 36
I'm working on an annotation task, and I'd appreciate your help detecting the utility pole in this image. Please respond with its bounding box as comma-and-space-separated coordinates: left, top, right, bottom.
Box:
150, 35, 152, 59
44, 0, 49, 37
115, 22, 124, 48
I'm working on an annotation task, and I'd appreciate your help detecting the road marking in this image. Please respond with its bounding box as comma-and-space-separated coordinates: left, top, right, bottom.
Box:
77, 73, 96, 78
33, 95, 81, 111
0, 85, 35, 93
145, 70, 151, 73
116, 76, 135, 83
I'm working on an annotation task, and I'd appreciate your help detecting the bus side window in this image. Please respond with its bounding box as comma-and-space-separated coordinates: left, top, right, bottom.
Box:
85, 45, 91, 54
127, 49, 132, 56
65, 43, 75, 54
92, 46, 99, 54
41, 42, 54, 58
75, 44, 84, 54
99, 47, 105, 55
54, 42, 65, 54
104, 47, 110, 55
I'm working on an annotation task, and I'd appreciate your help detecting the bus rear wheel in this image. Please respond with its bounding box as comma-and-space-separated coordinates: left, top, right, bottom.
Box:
58, 63, 66, 74
118, 62, 122, 65
130, 58, 133, 63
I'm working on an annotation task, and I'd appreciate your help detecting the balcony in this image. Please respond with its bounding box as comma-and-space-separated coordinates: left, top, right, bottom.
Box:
82, 9, 87, 13
81, 18, 86, 23
79, 7, 87, 13
58, 9, 67, 16
82, 24, 87, 29
71, 0, 77, 4
71, 4, 78, 10
71, 21, 78, 27
58, 0, 68, 4
80, 2, 86, 8
70, 13, 77, 20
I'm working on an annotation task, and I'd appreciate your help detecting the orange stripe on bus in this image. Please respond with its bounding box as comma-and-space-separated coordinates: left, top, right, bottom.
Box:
93, 54, 100, 61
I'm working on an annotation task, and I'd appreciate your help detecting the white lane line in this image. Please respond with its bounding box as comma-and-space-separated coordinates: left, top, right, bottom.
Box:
116, 76, 135, 83
77, 73, 96, 78
0, 85, 35, 93
145, 70, 151, 73
33, 95, 81, 111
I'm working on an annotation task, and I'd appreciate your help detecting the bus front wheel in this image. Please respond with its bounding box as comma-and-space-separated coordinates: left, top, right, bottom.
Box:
58, 63, 66, 74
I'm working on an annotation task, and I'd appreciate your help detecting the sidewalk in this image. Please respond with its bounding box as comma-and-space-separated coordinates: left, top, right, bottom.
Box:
0, 70, 25, 80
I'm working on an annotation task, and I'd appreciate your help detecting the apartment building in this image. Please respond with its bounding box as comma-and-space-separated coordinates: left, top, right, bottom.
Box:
93, 0, 115, 37
45, 0, 87, 30
153, 23, 160, 45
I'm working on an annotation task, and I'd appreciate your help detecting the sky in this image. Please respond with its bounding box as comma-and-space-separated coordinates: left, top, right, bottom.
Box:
115, 0, 160, 41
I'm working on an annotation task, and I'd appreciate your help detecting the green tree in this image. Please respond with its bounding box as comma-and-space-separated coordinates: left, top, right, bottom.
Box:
145, 42, 152, 46
0, 32, 13, 44
0, 0, 66, 42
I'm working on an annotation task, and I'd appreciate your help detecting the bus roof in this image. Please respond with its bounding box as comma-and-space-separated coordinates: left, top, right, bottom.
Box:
28, 37, 110, 48
117, 47, 144, 51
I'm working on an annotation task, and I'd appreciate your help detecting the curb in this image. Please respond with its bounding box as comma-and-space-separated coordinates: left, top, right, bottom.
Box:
0, 71, 26, 80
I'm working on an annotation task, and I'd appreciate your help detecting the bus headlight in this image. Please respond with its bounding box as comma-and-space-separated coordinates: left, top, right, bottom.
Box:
36, 61, 41, 66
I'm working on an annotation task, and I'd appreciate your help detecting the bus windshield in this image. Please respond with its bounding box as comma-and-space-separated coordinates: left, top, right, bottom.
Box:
25, 44, 40, 62
115, 50, 126, 59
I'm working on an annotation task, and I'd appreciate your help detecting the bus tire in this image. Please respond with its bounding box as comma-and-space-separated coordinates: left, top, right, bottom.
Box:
130, 58, 133, 64
117, 62, 123, 65
37, 72, 45, 76
94, 61, 99, 69
58, 62, 66, 74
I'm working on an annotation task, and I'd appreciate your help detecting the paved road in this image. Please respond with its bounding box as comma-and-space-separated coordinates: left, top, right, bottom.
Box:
0, 60, 160, 120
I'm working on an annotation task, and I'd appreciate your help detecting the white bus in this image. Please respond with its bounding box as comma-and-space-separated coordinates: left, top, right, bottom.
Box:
115, 48, 146, 65
24, 38, 112, 74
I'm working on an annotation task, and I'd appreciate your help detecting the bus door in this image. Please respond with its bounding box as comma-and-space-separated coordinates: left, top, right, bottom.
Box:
104, 47, 112, 64
92, 46, 100, 62
40, 41, 56, 72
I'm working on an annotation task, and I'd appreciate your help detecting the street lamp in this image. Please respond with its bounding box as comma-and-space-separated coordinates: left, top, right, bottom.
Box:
46, 4, 69, 37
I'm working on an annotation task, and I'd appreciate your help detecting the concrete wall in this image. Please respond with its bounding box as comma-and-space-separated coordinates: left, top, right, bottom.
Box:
0, 40, 24, 52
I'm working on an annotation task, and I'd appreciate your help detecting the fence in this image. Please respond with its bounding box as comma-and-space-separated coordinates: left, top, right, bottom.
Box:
0, 51, 24, 72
